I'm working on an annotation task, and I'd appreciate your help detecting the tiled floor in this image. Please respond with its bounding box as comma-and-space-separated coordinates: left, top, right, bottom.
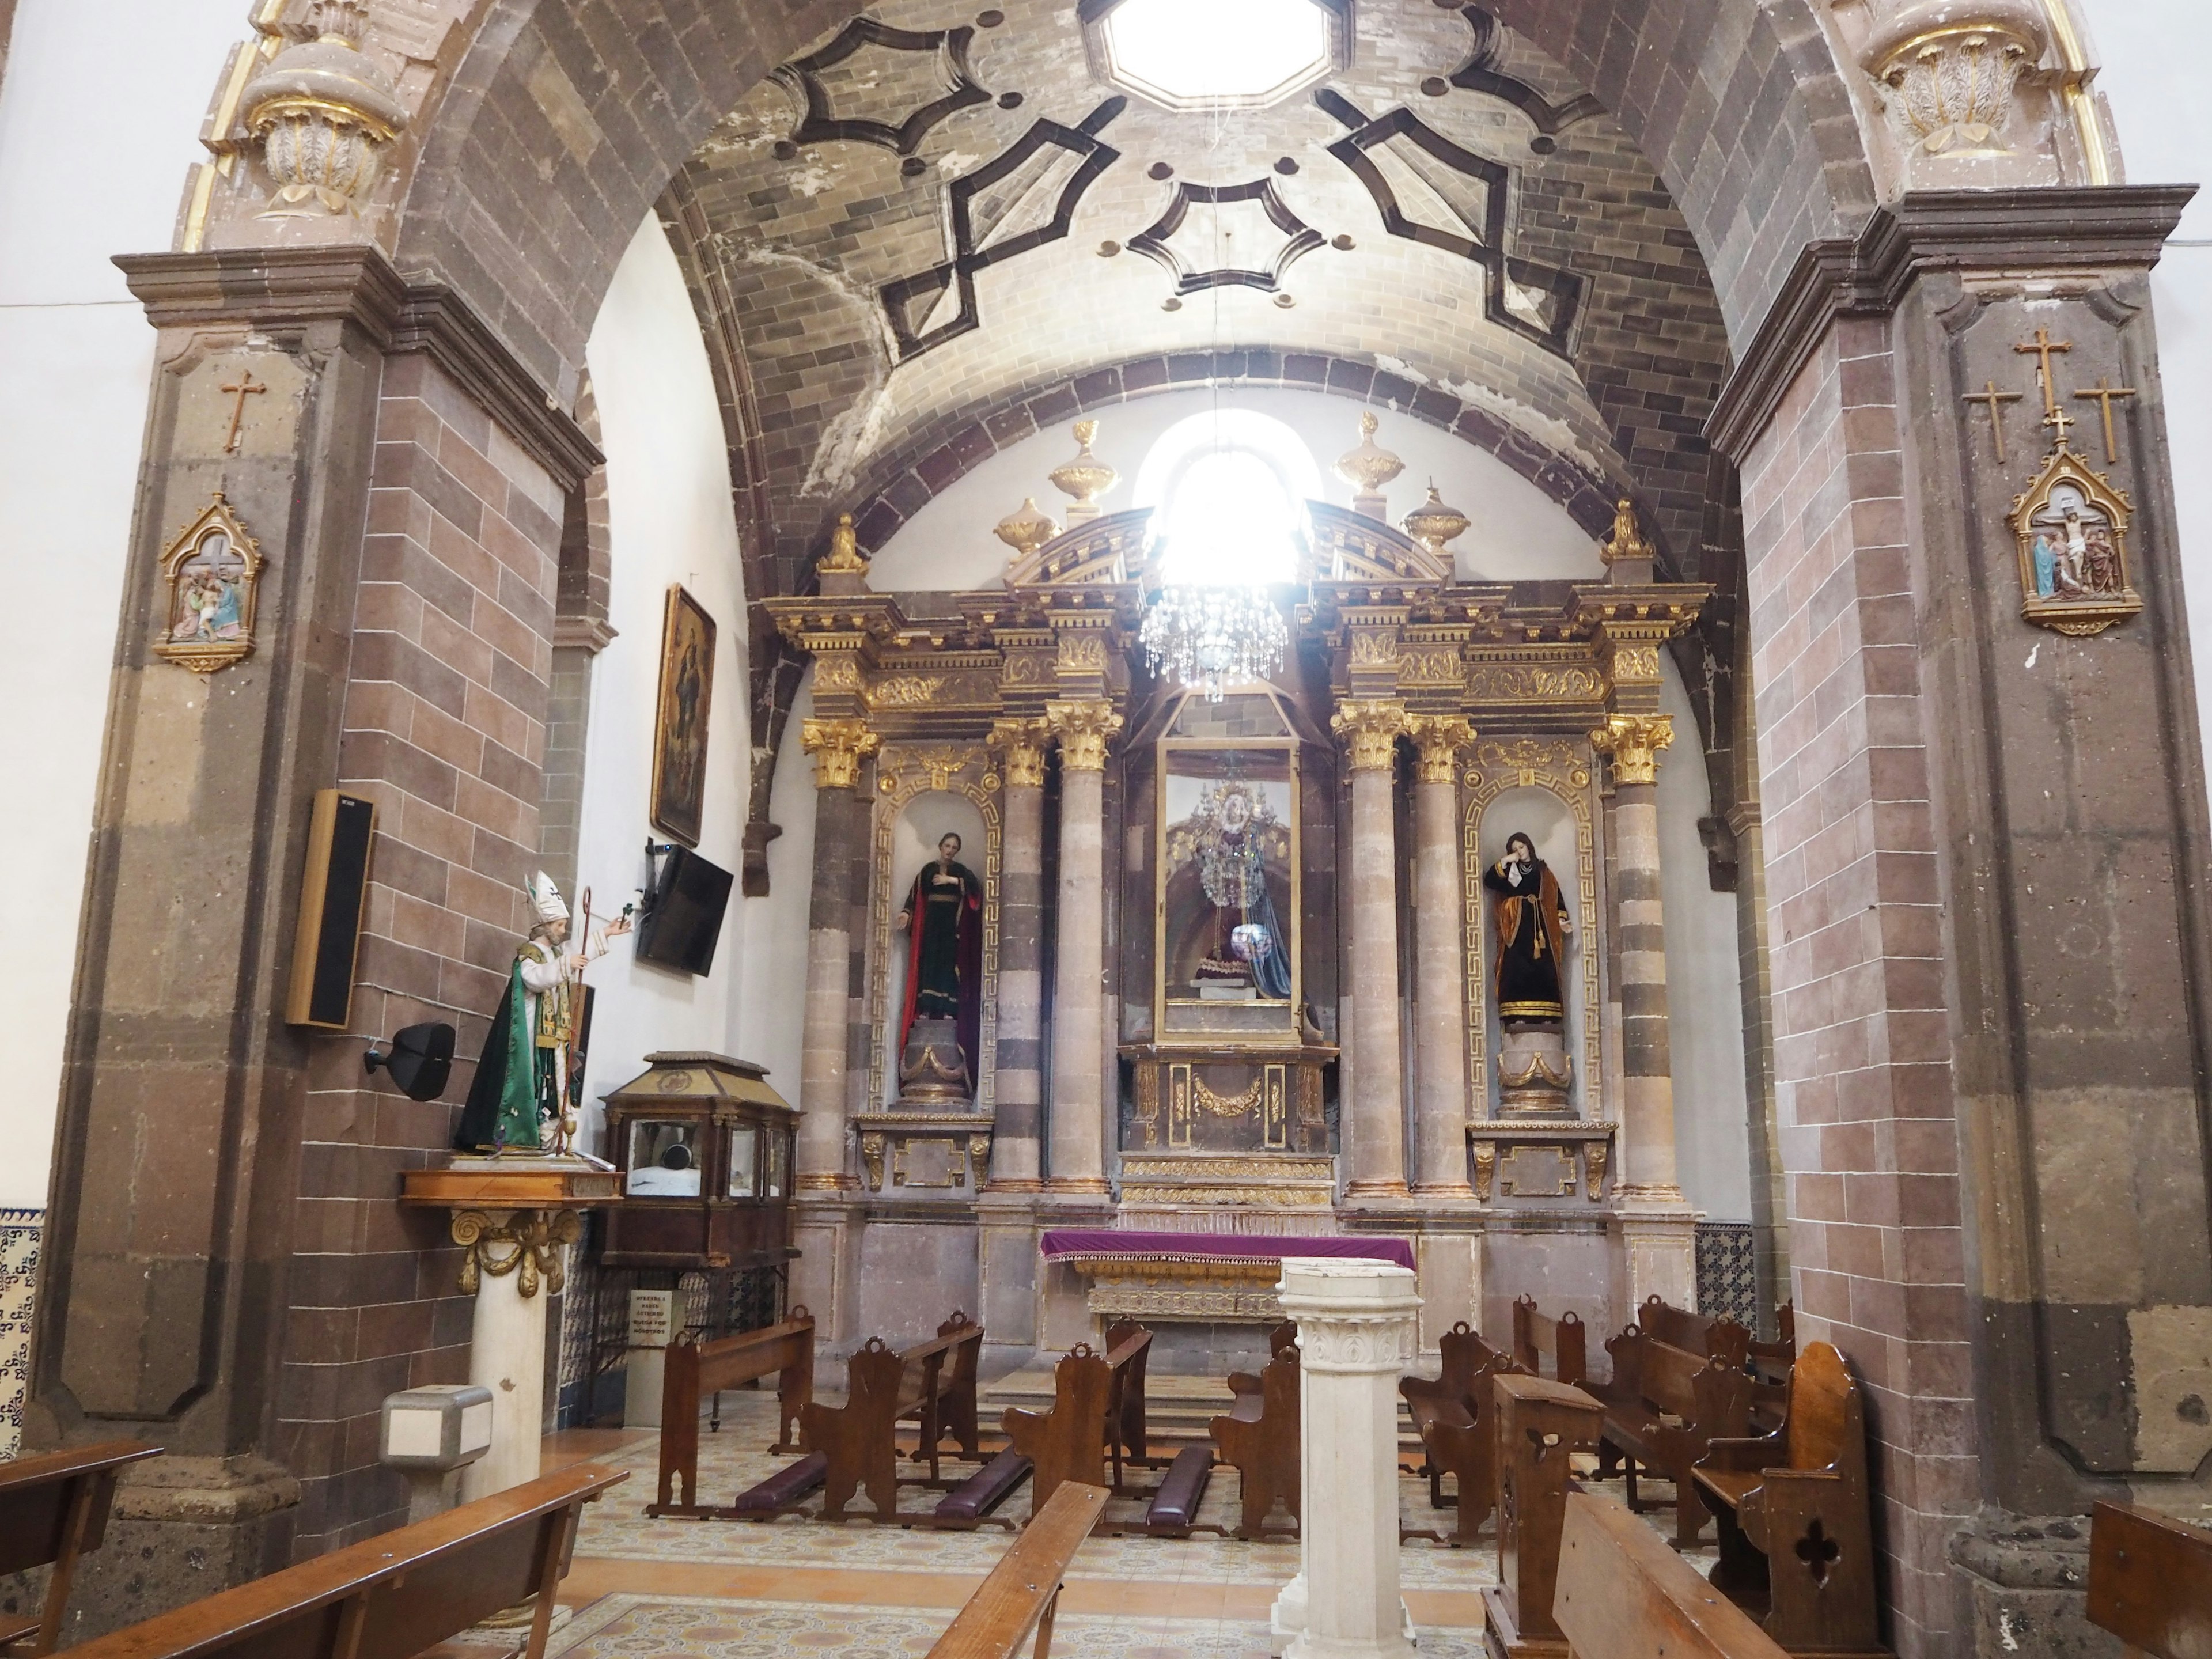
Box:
507, 1395, 1696, 1658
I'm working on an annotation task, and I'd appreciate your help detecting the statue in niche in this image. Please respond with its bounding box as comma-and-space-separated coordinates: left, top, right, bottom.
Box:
1170, 768, 1292, 1000
894, 832, 984, 1100
1483, 831, 1574, 1111
457, 871, 630, 1154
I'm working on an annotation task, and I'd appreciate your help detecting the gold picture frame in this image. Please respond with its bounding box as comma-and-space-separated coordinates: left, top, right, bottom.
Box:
2009, 442, 2141, 638
650, 585, 716, 846
154, 492, 262, 674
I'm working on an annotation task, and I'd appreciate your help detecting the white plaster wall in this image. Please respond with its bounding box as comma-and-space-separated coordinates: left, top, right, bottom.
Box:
571, 217, 761, 1149
0, 0, 248, 1210
2080, 2, 2212, 767
865, 386, 1602, 592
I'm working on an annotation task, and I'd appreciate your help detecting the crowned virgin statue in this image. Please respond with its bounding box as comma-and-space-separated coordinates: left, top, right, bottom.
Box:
1170, 771, 1292, 999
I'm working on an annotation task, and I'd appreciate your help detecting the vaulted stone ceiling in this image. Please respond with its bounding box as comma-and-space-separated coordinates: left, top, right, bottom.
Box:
654, 0, 1746, 855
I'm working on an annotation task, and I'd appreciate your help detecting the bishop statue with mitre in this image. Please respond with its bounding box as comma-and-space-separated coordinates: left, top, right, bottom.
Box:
456, 870, 630, 1154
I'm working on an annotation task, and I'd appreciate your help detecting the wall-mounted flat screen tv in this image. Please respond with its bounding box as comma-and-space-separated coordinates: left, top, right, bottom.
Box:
634, 845, 733, 976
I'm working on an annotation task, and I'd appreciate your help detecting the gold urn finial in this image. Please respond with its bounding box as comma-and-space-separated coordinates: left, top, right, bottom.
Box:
820, 512, 868, 573
1402, 481, 1469, 559
1335, 411, 1406, 521
1048, 421, 1117, 527
993, 496, 1061, 559
1600, 497, 1655, 575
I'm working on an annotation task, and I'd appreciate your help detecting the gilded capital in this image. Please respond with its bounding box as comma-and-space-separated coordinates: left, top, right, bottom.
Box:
801, 717, 880, 790
1044, 699, 1122, 771
1407, 715, 1474, 784
987, 717, 1051, 789
1332, 699, 1409, 771
1590, 713, 1674, 786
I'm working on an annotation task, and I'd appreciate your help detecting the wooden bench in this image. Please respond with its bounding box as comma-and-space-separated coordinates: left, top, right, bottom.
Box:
1003, 1344, 1114, 1515
1101, 1319, 1156, 1489
1638, 1296, 1753, 1372
2089, 1500, 2212, 1658
647, 1307, 816, 1516
1554, 1487, 1790, 1659
1483, 1372, 1605, 1659
1751, 1304, 1796, 1385
1400, 1322, 1521, 1546
800, 1313, 985, 1521
1513, 1297, 1589, 1387
925, 1480, 1107, 1659
1590, 1324, 1752, 1549
59, 1464, 625, 1659
1691, 1342, 1883, 1657
1209, 1349, 1298, 1540
0, 1440, 162, 1654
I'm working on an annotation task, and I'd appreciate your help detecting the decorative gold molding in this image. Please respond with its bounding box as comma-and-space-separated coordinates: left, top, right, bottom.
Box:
1465, 662, 1607, 703
987, 717, 1051, 789
1331, 699, 1408, 771
1590, 713, 1674, 786
801, 717, 880, 790
858, 1132, 886, 1192
1407, 715, 1475, 785
1471, 1143, 1497, 1203
450, 1209, 580, 1298
1046, 698, 1122, 770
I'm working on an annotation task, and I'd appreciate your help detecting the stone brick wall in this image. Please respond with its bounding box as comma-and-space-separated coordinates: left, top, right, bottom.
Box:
285, 353, 565, 1553
1740, 317, 1975, 1657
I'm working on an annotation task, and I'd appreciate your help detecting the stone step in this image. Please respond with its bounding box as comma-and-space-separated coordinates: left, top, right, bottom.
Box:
976, 1368, 1428, 1455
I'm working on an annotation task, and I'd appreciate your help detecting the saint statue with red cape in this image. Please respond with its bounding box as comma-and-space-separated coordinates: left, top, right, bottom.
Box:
895, 832, 985, 1093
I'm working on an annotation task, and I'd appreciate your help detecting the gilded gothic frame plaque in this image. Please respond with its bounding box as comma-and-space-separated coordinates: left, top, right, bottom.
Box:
2008, 442, 2141, 637
154, 493, 263, 673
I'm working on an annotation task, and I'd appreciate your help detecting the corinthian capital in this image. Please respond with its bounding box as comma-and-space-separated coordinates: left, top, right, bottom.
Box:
1590, 713, 1674, 786
1044, 699, 1122, 771
801, 717, 880, 790
1406, 714, 1474, 785
1332, 699, 1409, 772
987, 716, 1051, 789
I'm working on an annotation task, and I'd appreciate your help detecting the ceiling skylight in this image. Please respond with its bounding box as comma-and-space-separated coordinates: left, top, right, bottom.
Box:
1096, 0, 1339, 111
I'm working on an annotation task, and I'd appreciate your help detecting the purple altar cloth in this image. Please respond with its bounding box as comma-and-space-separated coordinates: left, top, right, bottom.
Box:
1039, 1229, 1415, 1274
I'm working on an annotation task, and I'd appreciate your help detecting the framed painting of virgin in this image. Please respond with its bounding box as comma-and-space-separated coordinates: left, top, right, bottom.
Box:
650, 585, 716, 846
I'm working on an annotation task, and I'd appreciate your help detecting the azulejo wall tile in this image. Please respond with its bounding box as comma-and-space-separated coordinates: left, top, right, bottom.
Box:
0, 1208, 43, 1460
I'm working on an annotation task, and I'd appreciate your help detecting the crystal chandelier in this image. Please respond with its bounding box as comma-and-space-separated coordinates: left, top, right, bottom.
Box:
1139, 582, 1289, 702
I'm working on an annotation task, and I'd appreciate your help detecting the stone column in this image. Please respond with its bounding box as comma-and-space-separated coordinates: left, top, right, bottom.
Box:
449, 1205, 581, 1501
1407, 717, 1472, 1195
1043, 699, 1120, 1194
791, 717, 877, 1343
1331, 701, 1410, 1200
987, 717, 1050, 1187
1269, 1258, 1422, 1659
1590, 713, 1694, 1308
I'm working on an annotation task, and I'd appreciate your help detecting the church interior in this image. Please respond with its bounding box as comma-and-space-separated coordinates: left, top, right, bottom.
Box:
3, 0, 2212, 1656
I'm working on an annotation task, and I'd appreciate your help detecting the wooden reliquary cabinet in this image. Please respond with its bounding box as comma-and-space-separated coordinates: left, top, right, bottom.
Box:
599, 1051, 797, 1271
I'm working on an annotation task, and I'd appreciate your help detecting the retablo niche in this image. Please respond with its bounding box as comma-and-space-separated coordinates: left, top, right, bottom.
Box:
894, 830, 983, 1103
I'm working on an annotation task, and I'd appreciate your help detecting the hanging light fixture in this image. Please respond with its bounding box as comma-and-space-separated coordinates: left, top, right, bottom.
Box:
1139, 581, 1289, 702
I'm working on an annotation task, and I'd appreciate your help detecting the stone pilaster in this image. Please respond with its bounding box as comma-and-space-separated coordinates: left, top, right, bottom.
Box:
987, 718, 1049, 1189
1044, 699, 1120, 1195
1592, 712, 1694, 1309
1407, 716, 1472, 1195
1332, 700, 1410, 1200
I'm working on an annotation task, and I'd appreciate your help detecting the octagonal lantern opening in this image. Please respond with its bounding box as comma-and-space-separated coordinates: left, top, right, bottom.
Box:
1084, 0, 1350, 112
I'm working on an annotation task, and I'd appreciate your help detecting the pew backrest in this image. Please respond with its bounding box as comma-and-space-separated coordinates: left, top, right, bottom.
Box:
61, 1464, 626, 1659
1555, 1488, 1790, 1659
2088, 1501, 2212, 1659
1003, 1345, 1113, 1510
1512, 1298, 1587, 1387
1781, 1341, 1854, 1472
0, 1440, 163, 1654
1639, 1297, 1751, 1370
926, 1481, 1107, 1659
656, 1309, 815, 1509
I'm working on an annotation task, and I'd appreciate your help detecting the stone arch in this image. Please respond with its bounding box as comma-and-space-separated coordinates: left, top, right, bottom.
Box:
382, 0, 1877, 393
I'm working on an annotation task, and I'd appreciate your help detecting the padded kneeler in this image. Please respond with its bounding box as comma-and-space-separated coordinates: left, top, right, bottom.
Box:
935, 1449, 1033, 1521
732, 1449, 828, 1513
1146, 1445, 1213, 1531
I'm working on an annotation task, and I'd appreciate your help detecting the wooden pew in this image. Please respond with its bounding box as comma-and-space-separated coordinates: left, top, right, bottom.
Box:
1691, 1342, 1883, 1657
1003, 1344, 1114, 1514
800, 1313, 984, 1522
1590, 1325, 1753, 1549
1101, 1319, 1156, 1487
1400, 1322, 1521, 1545
0, 1440, 162, 1654
1513, 1297, 1589, 1387
648, 1307, 816, 1516
1225, 1320, 1298, 1405
925, 1480, 1108, 1659
1751, 1304, 1796, 1384
59, 1464, 625, 1659
1484, 1372, 1604, 1659
1554, 1487, 1791, 1659
2089, 1500, 2212, 1658
1638, 1296, 1753, 1371
1209, 1349, 1299, 1540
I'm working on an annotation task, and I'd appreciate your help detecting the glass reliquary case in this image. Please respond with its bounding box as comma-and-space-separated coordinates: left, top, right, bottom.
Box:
598, 1050, 796, 1270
